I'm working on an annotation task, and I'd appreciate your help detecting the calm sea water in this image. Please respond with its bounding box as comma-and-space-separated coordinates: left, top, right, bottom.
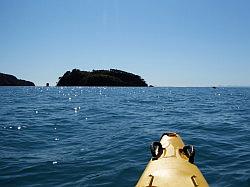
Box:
0, 87, 249, 187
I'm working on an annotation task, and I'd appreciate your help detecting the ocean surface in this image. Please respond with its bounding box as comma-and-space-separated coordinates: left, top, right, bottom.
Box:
0, 87, 249, 187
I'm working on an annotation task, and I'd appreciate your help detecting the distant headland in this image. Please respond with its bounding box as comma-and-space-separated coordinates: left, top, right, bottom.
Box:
0, 73, 35, 86
57, 69, 148, 87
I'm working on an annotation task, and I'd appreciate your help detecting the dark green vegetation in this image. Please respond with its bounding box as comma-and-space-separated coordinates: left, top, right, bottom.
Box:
57, 69, 148, 87
0, 73, 35, 86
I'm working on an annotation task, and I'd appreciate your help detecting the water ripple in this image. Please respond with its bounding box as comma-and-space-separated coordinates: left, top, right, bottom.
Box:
0, 87, 250, 186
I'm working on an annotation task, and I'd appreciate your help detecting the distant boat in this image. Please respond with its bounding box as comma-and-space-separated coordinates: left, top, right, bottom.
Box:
212, 86, 216, 89
46, 83, 49, 87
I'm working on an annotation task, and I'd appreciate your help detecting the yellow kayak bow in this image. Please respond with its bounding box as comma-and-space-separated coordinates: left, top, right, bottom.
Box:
136, 132, 209, 187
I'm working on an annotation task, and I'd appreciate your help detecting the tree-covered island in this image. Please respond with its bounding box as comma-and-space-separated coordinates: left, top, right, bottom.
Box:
57, 69, 148, 87
0, 73, 35, 86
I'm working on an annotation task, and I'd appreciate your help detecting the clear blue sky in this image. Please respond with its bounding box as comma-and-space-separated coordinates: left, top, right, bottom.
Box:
0, 0, 250, 86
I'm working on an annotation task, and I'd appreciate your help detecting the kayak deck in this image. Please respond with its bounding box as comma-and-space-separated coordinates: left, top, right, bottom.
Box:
136, 132, 209, 187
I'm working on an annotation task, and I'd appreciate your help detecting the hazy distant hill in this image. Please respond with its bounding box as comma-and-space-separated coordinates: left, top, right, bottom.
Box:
0, 73, 35, 86
57, 69, 148, 87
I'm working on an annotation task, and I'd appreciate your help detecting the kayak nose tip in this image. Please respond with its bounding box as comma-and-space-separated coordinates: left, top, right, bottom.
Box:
160, 132, 177, 139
